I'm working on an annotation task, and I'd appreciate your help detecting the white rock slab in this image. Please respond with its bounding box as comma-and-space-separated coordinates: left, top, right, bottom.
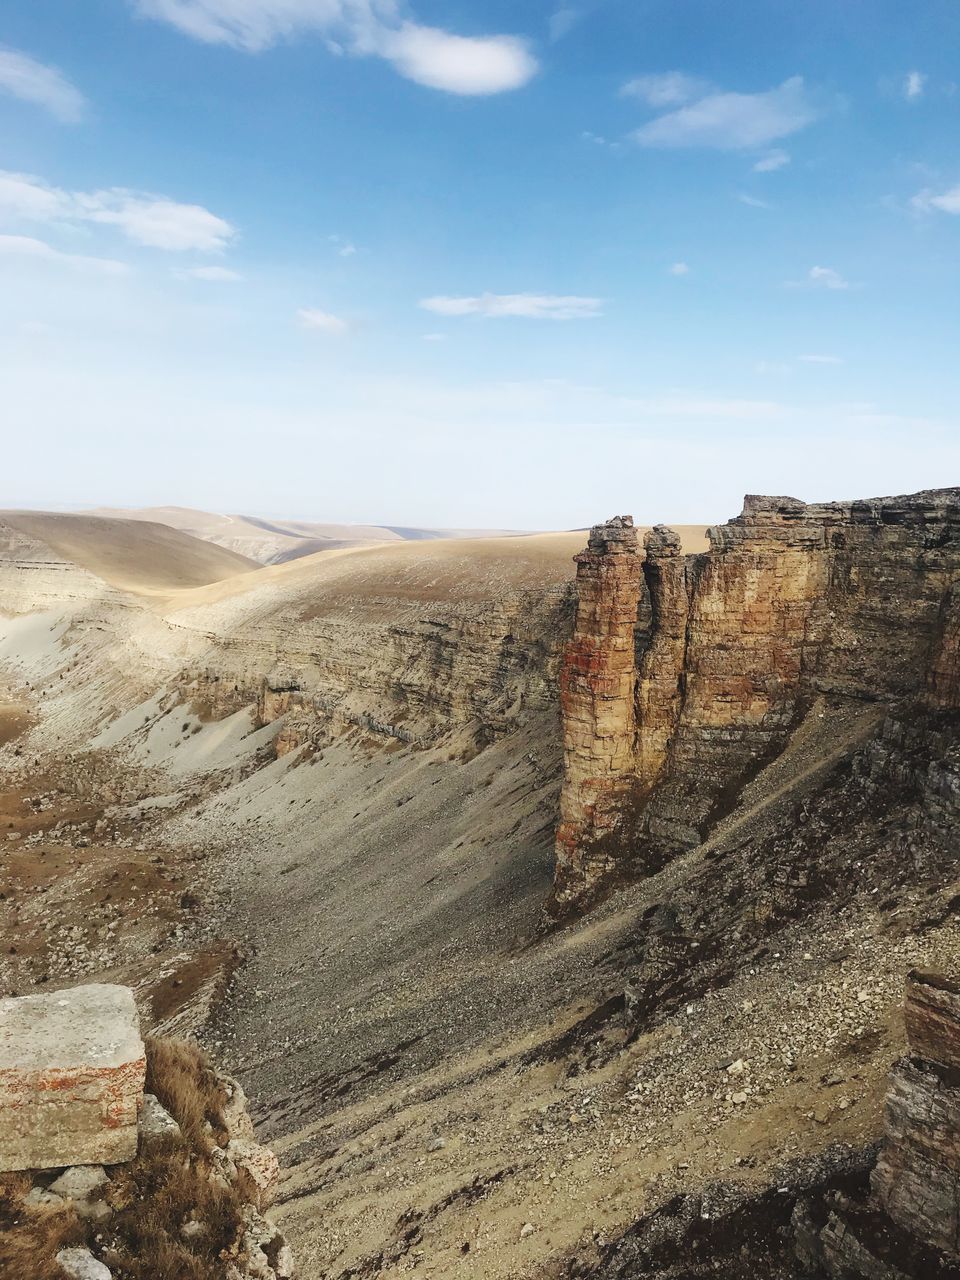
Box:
0, 984, 145, 1171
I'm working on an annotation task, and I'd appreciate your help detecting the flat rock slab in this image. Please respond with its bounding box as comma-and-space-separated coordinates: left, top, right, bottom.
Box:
0, 984, 145, 1172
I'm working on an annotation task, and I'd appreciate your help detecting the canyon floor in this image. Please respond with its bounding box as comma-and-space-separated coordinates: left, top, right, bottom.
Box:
0, 509, 956, 1279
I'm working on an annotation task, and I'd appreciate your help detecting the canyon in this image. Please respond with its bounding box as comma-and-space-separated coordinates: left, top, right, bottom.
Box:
0, 490, 957, 1279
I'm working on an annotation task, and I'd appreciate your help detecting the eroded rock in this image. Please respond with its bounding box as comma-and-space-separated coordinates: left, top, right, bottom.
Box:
0, 984, 145, 1171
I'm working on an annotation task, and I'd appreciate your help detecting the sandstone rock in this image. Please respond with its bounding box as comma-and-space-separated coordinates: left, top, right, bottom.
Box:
25, 1185, 65, 1208
139, 1092, 181, 1146
220, 1074, 256, 1140
870, 968, 960, 1259
228, 1137, 281, 1209
55, 1247, 113, 1280
554, 489, 960, 907
552, 516, 643, 910
48, 1165, 110, 1201
239, 1204, 294, 1279
902, 970, 960, 1071
0, 984, 146, 1171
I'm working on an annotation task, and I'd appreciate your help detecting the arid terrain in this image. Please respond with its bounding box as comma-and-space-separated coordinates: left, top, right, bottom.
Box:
0, 497, 957, 1279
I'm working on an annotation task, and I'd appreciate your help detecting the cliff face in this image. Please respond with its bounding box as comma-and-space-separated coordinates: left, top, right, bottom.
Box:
554, 489, 960, 911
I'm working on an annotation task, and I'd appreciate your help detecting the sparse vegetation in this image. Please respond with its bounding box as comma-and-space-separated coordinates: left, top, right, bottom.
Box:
0, 1039, 250, 1280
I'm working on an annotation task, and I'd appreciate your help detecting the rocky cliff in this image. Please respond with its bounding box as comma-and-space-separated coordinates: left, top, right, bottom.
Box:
554, 489, 960, 912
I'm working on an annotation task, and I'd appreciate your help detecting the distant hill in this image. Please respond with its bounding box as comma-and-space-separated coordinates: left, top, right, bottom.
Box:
0, 511, 257, 593
82, 506, 525, 565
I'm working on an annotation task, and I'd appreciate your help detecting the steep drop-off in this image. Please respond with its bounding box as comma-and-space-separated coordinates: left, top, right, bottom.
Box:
554, 489, 960, 911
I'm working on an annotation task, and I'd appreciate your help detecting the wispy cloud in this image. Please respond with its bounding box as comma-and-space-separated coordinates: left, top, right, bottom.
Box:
799, 353, 843, 365
912, 184, 960, 215
669, 261, 690, 276
548, 6, 580, 42
798, 266, 851, 290
904, 70, 926, 100
298, 306, 349, 334
133, 1, 538, 95
0, 169, 236, 252
329, 234, 357, 257
621, 72, 709, 108
753, 148, 789, 172
422, 332, 447, 342
738, 193, 773, 209
176, 265, 243, 281
632, 76, 819, 151
0, 233, 127, 274
0, 47, 86, 122
419, 293, 603, 320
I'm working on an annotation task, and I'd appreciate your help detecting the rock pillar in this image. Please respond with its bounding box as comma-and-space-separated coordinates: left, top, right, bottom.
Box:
552, 517, 643, 911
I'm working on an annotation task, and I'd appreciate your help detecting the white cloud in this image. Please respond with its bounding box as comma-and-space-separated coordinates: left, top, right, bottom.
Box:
0, 170, 236, 253
298, 306, 349, 333
79, 192, 235, 251
621, 72, 708, 108
799, 353, 843, 365
633, 77, 819, 150
669, 262, 690, 276
176, 265, 244, 281
0, 47, 86, 122
912, 185, 960, 215
422, 332, 446, 341
803, 266, 850, 290
904, 70, 926, 100
419, 293, 603, 320
0, 233, 128, 274
738, 193, 773, 209
134, 0, 538, 95
753, 148, 789, 172
378, 25, 536, 95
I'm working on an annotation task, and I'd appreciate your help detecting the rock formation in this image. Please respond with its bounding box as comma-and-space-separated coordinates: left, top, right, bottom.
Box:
554, 517, 644, 903
0, 984, 293, 1280
553, 489, 960, 912
873, 971, 960, 1255
0, 984, 145, 1171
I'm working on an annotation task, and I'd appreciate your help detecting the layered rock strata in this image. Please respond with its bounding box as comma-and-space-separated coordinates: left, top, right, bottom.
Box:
554, 489, 960, 911
554, 517, 644, 901
873, 970, 960, 1254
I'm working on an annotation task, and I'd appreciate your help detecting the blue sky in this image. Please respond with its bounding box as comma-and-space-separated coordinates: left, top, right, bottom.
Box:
1, 0, 958, 527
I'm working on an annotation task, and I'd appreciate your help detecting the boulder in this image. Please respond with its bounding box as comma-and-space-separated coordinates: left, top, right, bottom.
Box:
139, 1093, 181, 1146
55, 1247, 113, 1280
0, 984, 145, 1171
228, 1137, 280, 1209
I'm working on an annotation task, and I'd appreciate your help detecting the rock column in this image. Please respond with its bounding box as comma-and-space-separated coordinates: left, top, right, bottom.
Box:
552, 517, 643, 911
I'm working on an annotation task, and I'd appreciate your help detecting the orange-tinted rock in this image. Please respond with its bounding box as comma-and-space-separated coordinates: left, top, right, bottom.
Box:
554, 489, 960, 909
0, 984, 146, 1172
552, 517, 643, 911
902, 970, 960, 1073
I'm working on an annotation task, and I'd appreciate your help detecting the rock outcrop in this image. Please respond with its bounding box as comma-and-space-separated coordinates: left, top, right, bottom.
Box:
873, 971, 960, 1255
0, 984, 145, 1171
0, 985, 293, 1280
554, 517, 644, 903
569, 970, 960, 1279
553, 489, 960, 911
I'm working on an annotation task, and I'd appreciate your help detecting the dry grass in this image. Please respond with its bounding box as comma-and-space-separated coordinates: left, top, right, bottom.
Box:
0, 1037, 252, 1280
145, 1034, 229, 1149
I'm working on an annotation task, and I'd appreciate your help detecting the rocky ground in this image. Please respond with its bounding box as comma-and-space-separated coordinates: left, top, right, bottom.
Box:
0, 509, 957, 1279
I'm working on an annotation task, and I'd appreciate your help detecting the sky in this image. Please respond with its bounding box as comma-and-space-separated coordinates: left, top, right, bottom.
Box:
1, 0, 959, 529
